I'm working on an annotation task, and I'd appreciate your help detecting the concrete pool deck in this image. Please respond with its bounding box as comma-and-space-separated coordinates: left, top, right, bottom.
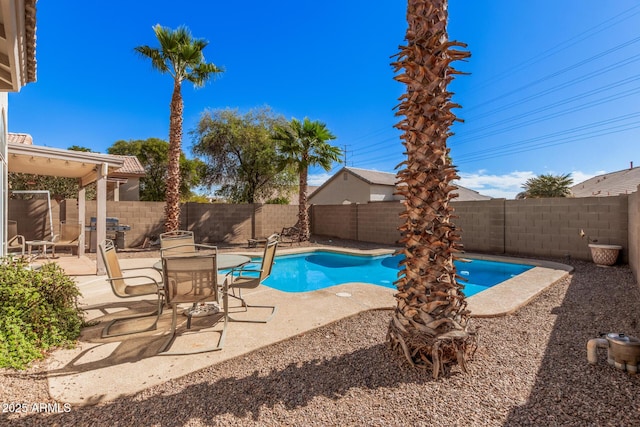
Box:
45, 249, 572, 406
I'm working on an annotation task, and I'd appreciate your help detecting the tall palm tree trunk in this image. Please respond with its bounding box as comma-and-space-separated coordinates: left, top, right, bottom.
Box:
165, 81, 183, 232
387, 0, 476, 379
297, 165, 310, 240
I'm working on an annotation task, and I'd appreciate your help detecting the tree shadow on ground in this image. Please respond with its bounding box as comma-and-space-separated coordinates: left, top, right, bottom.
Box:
4, 339, 438, 426
504, 260, 640, 426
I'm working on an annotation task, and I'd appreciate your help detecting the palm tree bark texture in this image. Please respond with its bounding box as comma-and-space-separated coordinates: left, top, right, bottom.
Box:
387, 0, 477, 378
165, 80, 184, 231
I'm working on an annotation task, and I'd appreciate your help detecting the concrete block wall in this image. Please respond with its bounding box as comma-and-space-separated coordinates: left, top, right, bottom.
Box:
311, 204, 358, 240
183, 202, 255, 244
356, 202, 403, 244
627, 188, 639, 278
257, 204, 299, 238
310, 195, 630, 263
453, 200, 505, 253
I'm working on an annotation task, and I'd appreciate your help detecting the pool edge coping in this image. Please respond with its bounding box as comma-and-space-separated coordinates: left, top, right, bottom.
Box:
243, 246, 574, 318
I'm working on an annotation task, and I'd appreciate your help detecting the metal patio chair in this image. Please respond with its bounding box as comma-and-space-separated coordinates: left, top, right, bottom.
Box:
159, 251, 228, 354
98, 239, 164, 338
226, 235, 278, 323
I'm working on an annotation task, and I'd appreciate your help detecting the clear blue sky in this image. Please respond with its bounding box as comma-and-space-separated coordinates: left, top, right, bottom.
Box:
8, 1, 640, 199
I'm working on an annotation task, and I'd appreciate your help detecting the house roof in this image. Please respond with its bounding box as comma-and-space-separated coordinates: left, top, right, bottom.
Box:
8, 132, 33, 144
0, 0, 37, 90
345, 167, 398, 186
312, 166, 492, 202
571, 166, 640, 197
110, 155, 145, 177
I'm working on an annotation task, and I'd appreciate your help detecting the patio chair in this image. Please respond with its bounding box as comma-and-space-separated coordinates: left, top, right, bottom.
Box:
159, 251, 228, 354
279, 226, 300, 246
7, 220, 25, 256
226, 235, 278, 323
98, 239, 165, 338
159, 230, 196, 257
52, 221, 82, 257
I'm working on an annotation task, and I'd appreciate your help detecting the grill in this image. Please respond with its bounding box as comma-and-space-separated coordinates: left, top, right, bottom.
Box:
86, 217, 131, 252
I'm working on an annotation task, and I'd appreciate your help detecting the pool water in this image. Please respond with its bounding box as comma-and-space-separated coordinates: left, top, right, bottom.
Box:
229, 251, 533, 296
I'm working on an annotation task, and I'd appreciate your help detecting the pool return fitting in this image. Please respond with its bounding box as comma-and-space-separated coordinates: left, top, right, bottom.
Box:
587, 333, 640, 374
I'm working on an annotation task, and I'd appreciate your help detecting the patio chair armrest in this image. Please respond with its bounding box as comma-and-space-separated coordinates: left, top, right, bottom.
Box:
8, 234, 25, 245
105, 274, 163, 289
227, 268, 263, 279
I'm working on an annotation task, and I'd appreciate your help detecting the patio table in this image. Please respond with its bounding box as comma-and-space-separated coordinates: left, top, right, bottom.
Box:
26, 240, 55, 259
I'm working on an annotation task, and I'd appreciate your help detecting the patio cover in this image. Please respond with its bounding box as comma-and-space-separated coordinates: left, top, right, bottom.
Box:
8, 142, 124, 274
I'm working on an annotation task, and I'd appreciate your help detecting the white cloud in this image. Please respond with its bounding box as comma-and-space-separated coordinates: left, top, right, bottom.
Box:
308, 172, 334, 186
457, 170, 536, 199
456, 169, 604, 199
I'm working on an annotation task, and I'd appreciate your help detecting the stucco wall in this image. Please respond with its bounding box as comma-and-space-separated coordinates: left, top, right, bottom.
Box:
308, 172, 372, 205
369, 184, 401, 202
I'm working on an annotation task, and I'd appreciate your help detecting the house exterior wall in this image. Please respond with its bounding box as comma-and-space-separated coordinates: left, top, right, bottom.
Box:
1, 93, 6, 254
308, 172, 372, 204
115, 178, 140, 201
369, 184, 401, 202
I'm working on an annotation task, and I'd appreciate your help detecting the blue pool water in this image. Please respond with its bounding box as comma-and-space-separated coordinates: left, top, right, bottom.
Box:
229, 251, 534, 296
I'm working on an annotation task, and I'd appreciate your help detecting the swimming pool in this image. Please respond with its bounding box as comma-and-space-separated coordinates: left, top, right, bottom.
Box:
229, 251, 534, 296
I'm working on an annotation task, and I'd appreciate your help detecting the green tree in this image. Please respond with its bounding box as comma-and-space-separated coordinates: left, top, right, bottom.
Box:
108, 138, 204, 201
272, 117, 341, 241
9, 145, 97, 201
518, 173, 573, 199
135, 24, 223, 231
387, 0, 476, 378
192, 107, 297, 203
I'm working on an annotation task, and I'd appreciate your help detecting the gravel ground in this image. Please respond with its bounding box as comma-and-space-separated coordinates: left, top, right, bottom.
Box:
1, 243, 639, 426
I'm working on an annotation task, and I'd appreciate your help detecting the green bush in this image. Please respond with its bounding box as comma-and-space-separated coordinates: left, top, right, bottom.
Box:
0, 258, 84, 369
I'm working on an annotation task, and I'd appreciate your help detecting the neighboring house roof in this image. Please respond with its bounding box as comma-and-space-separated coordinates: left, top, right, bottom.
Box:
311, 166, 492, 202
345, 167, 398, 186
453, 185, 493, 201
8, 132, 33, 144
110, 155, 145, 177
571, 166, 640, 197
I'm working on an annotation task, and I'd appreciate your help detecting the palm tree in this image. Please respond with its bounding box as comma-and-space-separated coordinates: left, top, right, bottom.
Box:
135, 25, 223, 232
273, 117, 341, 241
387, 0, 476, 378
518, 173, 573, 198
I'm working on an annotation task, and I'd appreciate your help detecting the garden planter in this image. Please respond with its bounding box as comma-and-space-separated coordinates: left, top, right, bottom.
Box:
588, 244, 622, 266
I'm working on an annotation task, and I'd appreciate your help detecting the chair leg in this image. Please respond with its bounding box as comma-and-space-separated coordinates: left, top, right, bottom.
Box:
158, 303, 227, 355
101, 295, 164, 338
227, 288, 277, 323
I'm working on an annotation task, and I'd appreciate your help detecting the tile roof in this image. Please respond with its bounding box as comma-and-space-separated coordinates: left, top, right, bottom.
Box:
110, 155, 145, 176
8, 133, 33, 145
25, 0, 37, 84
571, 166, 640, 197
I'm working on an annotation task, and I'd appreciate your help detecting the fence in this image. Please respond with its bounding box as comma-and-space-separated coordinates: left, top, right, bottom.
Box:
8, 194, 640, 279
311, 196, 631, 264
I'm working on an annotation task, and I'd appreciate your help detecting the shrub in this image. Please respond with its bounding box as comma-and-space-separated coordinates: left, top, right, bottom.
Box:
0, 258, 84, 369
